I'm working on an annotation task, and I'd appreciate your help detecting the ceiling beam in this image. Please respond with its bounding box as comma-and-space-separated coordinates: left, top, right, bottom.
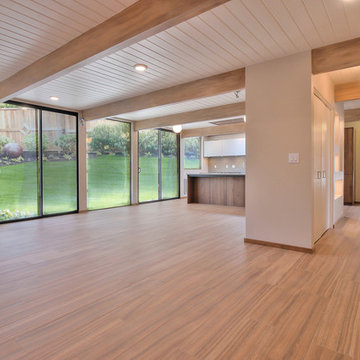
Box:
312, 37, 360, 74
335, 81, 360, 102
345, 108, 360, 122
181, 123, 246, 138
134, 102, 245, 131
0, 0, 230, 103
83, 68, 245, 120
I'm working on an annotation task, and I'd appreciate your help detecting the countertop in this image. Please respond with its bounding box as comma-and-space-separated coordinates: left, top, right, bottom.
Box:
188, 173, 245, 177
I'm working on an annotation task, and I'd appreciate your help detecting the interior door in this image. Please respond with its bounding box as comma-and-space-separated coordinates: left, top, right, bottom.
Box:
313, 95, 331, 241
344, 127, 354, 204
321, 104, 331, 231
313, 96, 323, 240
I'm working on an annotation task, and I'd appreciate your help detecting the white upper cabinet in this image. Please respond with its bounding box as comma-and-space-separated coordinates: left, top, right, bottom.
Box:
203, 140, 223, 157
203, 138, 246, 157
222, 138, 246, 156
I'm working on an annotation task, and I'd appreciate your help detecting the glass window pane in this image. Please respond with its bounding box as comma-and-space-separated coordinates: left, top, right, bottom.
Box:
42, 110, 77, 215
87, 120, 131, 210
0, 104, 40, 221
161, 130, 179, 199
138, 129, 159, 202
184, 137, 201, 169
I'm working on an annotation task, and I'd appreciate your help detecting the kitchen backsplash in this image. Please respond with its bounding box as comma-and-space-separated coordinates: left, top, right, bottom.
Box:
208, 157, 246, 173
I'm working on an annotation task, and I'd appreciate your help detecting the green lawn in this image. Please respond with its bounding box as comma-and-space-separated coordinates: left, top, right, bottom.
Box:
0, 155, 179, 220
0, 159, 77, 218
139, 156, 179, 202
184, 158, 201, 170
87, 155, 130, 210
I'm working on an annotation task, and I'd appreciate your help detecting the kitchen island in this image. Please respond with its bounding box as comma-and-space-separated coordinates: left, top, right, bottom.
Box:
187, 173, 245, 207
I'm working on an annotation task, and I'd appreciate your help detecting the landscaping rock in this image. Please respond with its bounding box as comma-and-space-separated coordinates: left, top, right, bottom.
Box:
2, 143, 23, 158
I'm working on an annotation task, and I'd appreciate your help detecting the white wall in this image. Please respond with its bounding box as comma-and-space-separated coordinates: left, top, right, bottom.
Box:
246, 51, 313, 249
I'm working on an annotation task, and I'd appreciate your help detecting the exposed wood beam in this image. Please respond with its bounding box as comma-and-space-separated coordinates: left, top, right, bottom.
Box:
181, 123, 245, 138
345, 108, 360, 123
335, 81, 360, 102
134, 102, 245, 131
83, 68, 245, 120
0, 0, 230, 103
312, 37, 360, 74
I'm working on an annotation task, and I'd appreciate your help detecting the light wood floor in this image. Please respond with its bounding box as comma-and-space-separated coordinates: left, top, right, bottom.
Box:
1, 200, 360, 359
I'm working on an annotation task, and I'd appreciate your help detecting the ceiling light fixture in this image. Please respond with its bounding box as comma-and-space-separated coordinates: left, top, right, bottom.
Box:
134, 64, 148, 72
173, 125, 182, 133
50, 96, 59, 101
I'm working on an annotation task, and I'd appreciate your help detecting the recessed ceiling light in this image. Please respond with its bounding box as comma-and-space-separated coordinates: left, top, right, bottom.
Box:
134, 64, 148, 72
50, 96, 59, 101
173, 125, 182, 133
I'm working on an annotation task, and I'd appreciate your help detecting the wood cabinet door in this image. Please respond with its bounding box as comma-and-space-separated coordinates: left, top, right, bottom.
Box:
344, 127, 354, 204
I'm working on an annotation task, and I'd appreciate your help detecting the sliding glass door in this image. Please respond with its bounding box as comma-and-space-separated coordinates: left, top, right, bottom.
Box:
42, 110, 78, 215
86, 119, 131, 210
0, 104, 40, 221
0, 102, 78, 223
138, 129, 179, 203
161, 131, 179, 199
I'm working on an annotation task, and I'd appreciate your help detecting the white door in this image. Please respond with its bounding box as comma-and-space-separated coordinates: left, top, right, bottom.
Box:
313, 95, 331, 241
313, 96, 323, 241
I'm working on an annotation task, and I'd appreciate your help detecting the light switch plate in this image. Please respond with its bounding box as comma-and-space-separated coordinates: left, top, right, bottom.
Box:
288, 153, 299, 164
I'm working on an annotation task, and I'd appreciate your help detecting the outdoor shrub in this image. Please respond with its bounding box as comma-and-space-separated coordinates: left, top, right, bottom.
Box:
2, 143, 23, 158
138, 130, 158, 157
88, 123, 130, 155
0, 135, 11, 150
54, 134, 76, 155
184, 137, 200, 159
23, 133, 49, 152
12, 156, 24, 163
63, 154, 73, 161
161, 132, 177, 157
0, 209, 30, 221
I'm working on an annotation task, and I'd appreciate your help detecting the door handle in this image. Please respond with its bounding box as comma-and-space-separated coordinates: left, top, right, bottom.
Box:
138, 168, 141, 174
322, 170, 326, 178
317, 171, 321, 179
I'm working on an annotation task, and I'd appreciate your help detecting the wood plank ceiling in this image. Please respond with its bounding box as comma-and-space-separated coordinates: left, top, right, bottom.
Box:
3, 0, 360, 119
0, 0, 137, 82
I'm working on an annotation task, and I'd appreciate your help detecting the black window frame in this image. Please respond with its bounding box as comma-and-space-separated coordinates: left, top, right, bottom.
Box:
0, 100, 79, 224
137, 128, 180, 204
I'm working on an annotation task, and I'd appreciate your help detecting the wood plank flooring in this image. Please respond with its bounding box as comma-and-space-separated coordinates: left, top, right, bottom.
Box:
0, 200, 360, 359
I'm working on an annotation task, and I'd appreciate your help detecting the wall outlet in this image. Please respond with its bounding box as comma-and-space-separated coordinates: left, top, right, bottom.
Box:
288, 153, 299, 164
232, 164, 236, 168
214, 165, 217, 168
226, 164, 229, 168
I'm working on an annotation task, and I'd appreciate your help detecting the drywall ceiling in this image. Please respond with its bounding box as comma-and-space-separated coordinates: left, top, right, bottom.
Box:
3, 0, 360, 117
